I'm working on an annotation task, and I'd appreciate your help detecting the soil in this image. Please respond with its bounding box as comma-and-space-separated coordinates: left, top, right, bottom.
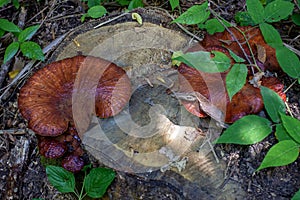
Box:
0, 0, 300, 200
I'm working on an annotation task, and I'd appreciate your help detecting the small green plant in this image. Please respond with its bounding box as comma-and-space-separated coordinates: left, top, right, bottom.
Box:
0, 0, 19, 9
46, 164, 115, 200
0, 18, 44, 64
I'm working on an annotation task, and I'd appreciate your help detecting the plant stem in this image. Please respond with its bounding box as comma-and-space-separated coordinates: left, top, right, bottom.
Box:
78, 170, 87, 200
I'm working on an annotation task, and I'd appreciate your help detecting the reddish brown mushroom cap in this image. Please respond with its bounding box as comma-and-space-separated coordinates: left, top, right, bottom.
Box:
201, 26, 280, 71
38, 138, 67, 159
178, 63, 285, 123
18, 55, 131, 136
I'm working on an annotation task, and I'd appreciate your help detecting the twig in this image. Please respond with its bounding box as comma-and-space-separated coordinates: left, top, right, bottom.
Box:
284, 79, 298, 94
0, 32, 69, 101
94, 12, 129, 29
284, 42, 300, 57
0, 129, 27, 135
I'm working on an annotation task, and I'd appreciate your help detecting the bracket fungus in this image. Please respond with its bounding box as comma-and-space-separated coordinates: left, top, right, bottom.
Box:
18, 55, 131, 172
177, 26, 286, 123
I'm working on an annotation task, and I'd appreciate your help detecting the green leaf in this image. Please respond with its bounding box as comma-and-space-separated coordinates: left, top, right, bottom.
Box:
0, 29, 4, 37
280, 113, 300, 143
202, 19, 225, 35
0, 0, 10, 7
4, 41, 19, 63
87, 0, 100, 8
257, 140, 299, 171
172, 3, 210, 25
228, 48, 246, 62
276, 46, 300, 78
84, 168, 115, 198
260, 86, 286, 123
259, 22, 282, 47
173, 51, 231, 73
20, 41, 44, 61
215, 115, 272, 145
128, 0, 144, 10
18, 25, 39, 42
46, 165, 75, 193
292, 13, 300, 26
275, 124, 293, 141
12, 0, 19, 9
211, 51, 232, 72
169, 0, 179, 11
246, 0, 265, 24
264, 0, 294, 23
235, 11, 257, 26
292, 189, 300, 200
226, 64, 248, 100
0, 18, 21, 33
87, 5, 107, 19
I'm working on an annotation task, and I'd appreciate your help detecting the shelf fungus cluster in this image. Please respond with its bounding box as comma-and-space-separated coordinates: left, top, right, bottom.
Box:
18, 55, 131, 172
177, 26, 286, 123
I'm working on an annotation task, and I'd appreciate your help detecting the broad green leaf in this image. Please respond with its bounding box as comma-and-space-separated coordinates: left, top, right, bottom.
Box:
257, 140, 299, 171
18, 25, 39, 42
215, 115, 272, 145
275, 124, 293, 141
264, 0, 294, 23
173, 51, 231, 73
172, 3, 210, 25
12, 0, 19, 9
228, 48, 246, 63
280, 113, 300, 143
292, 13, 300, 26
20, 41, 44, 61
259, 23, 282, 47
87, 0, 100, 8
0, 18, 21, 33
0, 0, 10, 7
128, 0, 144, 10
276, 46, 300, 78
226, 64, 248, 100
292, 189, 300, 200
211, 51, 232, 71
87, 6, 107, 18
201, 19, 225, 35
0, 29, 4, 37
84, 168, 115, 198
260, 86, 286, 123
169, 0, 179, 11
4, 41, 19, 63
246, 0, 265, 24
235, 11, 257, 26
46, 165, 75, 193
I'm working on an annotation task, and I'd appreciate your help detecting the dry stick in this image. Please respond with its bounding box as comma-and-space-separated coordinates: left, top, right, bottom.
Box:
0, 32, 69, 101
284, 42, 300, 57
94, 12, 130, 29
